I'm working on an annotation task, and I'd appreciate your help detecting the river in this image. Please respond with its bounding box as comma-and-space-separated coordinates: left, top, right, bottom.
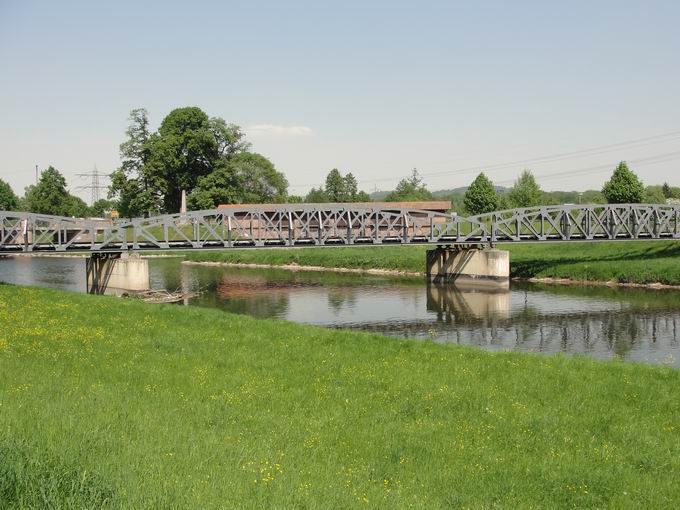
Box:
1, 255, 679, 367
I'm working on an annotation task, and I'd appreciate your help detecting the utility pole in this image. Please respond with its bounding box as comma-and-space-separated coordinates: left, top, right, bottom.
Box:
35, 164, 39, 184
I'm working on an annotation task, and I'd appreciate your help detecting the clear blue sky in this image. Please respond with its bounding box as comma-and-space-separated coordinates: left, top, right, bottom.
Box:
1, 0, 679, 201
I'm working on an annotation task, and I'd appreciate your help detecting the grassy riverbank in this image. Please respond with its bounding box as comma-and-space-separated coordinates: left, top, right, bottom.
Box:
1, 285, 680, 507
184, 240, 680, 285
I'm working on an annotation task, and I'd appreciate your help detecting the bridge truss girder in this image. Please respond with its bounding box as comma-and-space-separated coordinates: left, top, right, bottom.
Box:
1, 204, 678, 253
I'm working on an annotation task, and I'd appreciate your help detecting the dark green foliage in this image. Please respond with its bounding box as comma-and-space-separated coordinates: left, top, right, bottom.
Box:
507, 170, 542, 208
186, 167, 239, 210
662, 182, 673, 199
22, 166, 88, 217
108, 108, 161, 217
354, 190, 371, 202
659, 182, 680, 200
229, 152, 288, 203
602, 162, 645, 204
324, 168, 346, 201
463, 172, 499, 214
91, 199, 115, 217
188, 152, 288, 209
149, 107, 220, 212
0, 179, 19, 211
67, 195, 92, 218
385, 168, 434, 202
304, 187, 329, 202
344, 172, 358, 198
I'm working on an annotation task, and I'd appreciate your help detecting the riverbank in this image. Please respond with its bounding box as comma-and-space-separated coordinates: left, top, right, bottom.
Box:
182, 259, 424, 276
183, 240, 680, 286
1, 284, 680, 507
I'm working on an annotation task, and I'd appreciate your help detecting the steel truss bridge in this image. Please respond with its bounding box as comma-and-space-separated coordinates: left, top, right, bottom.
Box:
1, 203, 679, 254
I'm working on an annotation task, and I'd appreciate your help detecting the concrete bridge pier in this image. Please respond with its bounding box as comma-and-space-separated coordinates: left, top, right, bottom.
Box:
86, 252, 150, 295
426, 246, 510, 289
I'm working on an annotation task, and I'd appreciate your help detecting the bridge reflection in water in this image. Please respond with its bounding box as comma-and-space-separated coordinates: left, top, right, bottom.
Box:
427, 283, 511, 320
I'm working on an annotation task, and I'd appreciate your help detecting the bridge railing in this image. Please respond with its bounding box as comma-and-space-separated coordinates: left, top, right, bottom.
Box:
2, 203, 678, 252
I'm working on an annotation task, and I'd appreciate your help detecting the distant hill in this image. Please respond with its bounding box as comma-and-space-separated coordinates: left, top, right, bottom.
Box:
431, 186, 509, 198
370, 186, 508, 201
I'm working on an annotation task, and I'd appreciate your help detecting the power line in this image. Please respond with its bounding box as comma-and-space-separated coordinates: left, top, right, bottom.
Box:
423, 130, 680, 175
287, 129, 680, 189
495, 150, 680, 186
416, 134, 680, 181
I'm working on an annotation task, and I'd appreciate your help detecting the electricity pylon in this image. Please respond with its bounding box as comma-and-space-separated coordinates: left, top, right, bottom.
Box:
76, 165, 110, 205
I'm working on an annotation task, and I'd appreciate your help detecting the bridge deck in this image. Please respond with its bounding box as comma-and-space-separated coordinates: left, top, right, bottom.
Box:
1, 204, 679, 253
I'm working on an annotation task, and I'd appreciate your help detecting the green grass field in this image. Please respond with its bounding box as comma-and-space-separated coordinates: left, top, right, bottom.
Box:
184, 240, 680, 285
1, 284, 680, 508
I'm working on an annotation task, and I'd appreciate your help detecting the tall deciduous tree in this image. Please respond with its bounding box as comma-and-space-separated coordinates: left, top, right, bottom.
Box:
601, 162, 644, 204
23, 166, 86, 216
147, 107, 220, 213
507, 170, 543, 208
109, 107, 256, 216
463, 172, 499, 215
385, 169, 434, 202
0, 178, 19, 211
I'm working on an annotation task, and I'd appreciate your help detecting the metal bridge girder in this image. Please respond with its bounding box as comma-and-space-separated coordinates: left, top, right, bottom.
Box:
1, 204, 679, 253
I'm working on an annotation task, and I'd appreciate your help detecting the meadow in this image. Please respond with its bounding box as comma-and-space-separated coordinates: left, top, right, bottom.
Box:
184, 240, 680, 285
1, 284, 680, 508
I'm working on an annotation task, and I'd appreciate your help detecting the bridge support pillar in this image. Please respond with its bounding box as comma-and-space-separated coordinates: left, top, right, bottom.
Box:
86, 252, 150, 295
426, 247, 509, 289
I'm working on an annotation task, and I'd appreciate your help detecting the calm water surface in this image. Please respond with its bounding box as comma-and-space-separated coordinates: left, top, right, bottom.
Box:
1, 255, 680, 367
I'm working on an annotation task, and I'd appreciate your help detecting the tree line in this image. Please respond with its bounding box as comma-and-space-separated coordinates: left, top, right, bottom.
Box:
459, 163, 678, 215
1, 105, 678, 217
